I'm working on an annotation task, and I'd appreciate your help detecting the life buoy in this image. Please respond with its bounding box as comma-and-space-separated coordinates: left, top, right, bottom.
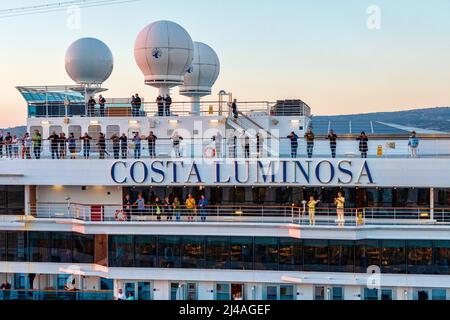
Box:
115, 210, 127, 222
204, 147, 216, 158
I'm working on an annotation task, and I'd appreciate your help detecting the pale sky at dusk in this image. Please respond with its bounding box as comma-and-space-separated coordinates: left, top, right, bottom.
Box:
0, 0, 450, 127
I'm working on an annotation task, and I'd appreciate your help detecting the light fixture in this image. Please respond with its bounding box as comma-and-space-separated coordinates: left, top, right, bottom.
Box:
90, 120, 99, 125
129, 120, 139, 125
168, 120, 179, 124
41, 120, 50, 125
209, 119, 220, 124
290, 120, 300, 125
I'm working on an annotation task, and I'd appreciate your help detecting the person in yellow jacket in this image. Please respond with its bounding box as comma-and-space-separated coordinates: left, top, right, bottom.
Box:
185, 194, 197, 222
334, 192, 346, 227
307, 196, 320, 226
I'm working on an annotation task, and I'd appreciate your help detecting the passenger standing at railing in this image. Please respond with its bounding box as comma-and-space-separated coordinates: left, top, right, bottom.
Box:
87, 96, 96, 117
304, 128, 315, 158
12, 135, 19, 158
133, 193, 146, 218
119, 133, 128, 159
198, 195, 209, 222
97, 133, 107, 159
23, 133, 32, 159
256, 133, 263, 158
334, 192, 346, 228
241, 131, 250, 158
32, 130, 42, 159
156, 95, 164, 116
327, 130, 338, 158
164, 196, 173, 221
48, 131, 60, 159
98, 95, 106, 117
154, 197, 163, 221
173, 197, 181, 221
147, 131, 158, 158
229, 99, 239, 119
212, 132, 223, 158
164, 94, 172, 116
123, 194, 132, 221
185, 194, 197, 222
287, 131, 299, 158
356, 132, 369, 158
408, 131, 420, 158
111, 133, 120, 160
59, 132, 67, 159
0, 280, 11, 300
68, 133, 76, 159
171, 132, 183, 158
134, 93, 142, 116
4, 132, 12, 158
81, 132, 92, 159
0, 132, 3, 158
133, 132, 141, 159
307, 196, 320, 226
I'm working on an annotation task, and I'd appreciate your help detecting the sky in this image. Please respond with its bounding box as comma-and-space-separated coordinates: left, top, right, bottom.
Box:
0, 0, 450, 127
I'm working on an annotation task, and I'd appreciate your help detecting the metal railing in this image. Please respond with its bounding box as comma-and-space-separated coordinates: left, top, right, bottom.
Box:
2, 137, 450, 159
27, 100, 311, 118
28, 203, 450, 226
0, 289, 113, 300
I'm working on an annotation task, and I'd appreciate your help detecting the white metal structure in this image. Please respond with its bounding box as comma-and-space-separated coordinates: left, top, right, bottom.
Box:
180, 42, 220, 115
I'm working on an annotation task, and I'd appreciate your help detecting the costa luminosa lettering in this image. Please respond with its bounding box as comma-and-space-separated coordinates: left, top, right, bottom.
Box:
111, 160, 374, 185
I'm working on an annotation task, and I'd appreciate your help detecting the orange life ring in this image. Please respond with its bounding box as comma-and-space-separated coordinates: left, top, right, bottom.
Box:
115, 210, 127, 222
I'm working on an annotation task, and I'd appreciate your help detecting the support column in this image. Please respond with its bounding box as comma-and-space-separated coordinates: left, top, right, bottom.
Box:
430, 187, 435, 221
24, 185, 30, 216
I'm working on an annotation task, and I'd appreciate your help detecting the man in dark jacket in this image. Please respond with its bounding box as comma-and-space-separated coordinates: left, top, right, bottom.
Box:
98, 95, 106, 117
304, 128, 315, 158
81, 132, 92, 159
147, 131, 158, 158
48, 131, 60, 159
327, 130, 338, 158
119, 133, 128, 159
287, 132, 299, 158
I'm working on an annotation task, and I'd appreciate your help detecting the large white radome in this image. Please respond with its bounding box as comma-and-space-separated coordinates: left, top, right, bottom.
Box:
65, 37, 114, 85
180, 42, 220, 96
134, 20, 194, 86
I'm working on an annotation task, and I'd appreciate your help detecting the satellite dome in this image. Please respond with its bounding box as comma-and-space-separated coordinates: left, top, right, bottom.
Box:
134, 20, 194, 87
180, 42, 220, 96
65, 37, 114, 85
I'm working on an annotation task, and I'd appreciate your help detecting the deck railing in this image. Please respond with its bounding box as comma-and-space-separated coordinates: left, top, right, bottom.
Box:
0, 289, 113, 300
27, 203, 450, 226
2, 137, 450, 159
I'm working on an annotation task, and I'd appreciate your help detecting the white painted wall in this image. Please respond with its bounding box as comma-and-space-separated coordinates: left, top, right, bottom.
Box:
36, 186, 122, 205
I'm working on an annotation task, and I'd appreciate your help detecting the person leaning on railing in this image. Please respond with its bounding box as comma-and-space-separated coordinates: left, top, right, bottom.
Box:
326, 130, 338, 159
173, 197, 181, 221
185, 194, 197, 222
119, 133, 128, 159
32, 130, 42, 159
111, 133, 120, 160
97, 133, 107, 159
304, 128, 315, 158
357, 132, 369, 158
307, 196, 320, 226
81, 132, 92, 159
408, 131, 420, 158
68, 133, 77, 159
146, 131, 158, 158
48, 131, 60, 159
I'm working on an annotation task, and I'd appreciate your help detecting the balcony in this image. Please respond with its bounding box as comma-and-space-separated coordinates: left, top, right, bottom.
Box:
0, 289, 113, 300
28, 203, 450, 227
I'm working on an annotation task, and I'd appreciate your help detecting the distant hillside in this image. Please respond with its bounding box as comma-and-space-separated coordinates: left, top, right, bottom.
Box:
314, 107, 450, 133
0, 126, 26, 137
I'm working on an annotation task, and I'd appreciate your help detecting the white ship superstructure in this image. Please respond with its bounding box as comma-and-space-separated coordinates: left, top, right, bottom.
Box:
1, 20, 450, 301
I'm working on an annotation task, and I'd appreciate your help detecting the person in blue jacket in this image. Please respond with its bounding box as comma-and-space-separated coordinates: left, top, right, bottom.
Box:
287, 132, 299, 158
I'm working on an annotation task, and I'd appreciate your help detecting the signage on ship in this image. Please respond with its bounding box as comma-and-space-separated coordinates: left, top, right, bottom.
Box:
111, 159, 374, 186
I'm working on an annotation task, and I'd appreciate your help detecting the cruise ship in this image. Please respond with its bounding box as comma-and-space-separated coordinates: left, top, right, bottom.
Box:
1, 20, 450, 302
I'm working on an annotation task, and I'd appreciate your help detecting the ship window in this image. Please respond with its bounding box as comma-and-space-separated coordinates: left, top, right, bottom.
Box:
314, 286, 325, 300
432, 289, 447, 300
184, 282, 197, 300
109, 235, 134, 267
331, 287, 344, 300
0, 232, 6, 261
0, 186, 25, 215
280, 285, 295, 300
88, 125, 102, 152
216, 283, 231, 300
134, 235, 157, 268
170, 283, 180, 300
50, 232, 72, 263
158, 236, 181, 268
329, 240, 355, 273
29, 232, 50, 262
205, 237, 229, 269
381, 240, 406, 274
230, 237, 253, 270
355, 240, 381, 273
407, 240, 433, 274
49, 125, 62, 135
254, 237, 278, 270
6, 232, 27, 262
303, 240, 328, 272
278, 238, 302, 271
381, 289, 393, 300
434, 241, 450, 274
265, 286, 278, 300
72, 234, 94, 264
181, 236, 205, 269
364, 288, 379, 300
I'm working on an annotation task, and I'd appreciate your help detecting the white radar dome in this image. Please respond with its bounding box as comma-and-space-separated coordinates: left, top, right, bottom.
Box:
179, 42, 220, 96
134, 20, 194, 87
65, 37, 114, 85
